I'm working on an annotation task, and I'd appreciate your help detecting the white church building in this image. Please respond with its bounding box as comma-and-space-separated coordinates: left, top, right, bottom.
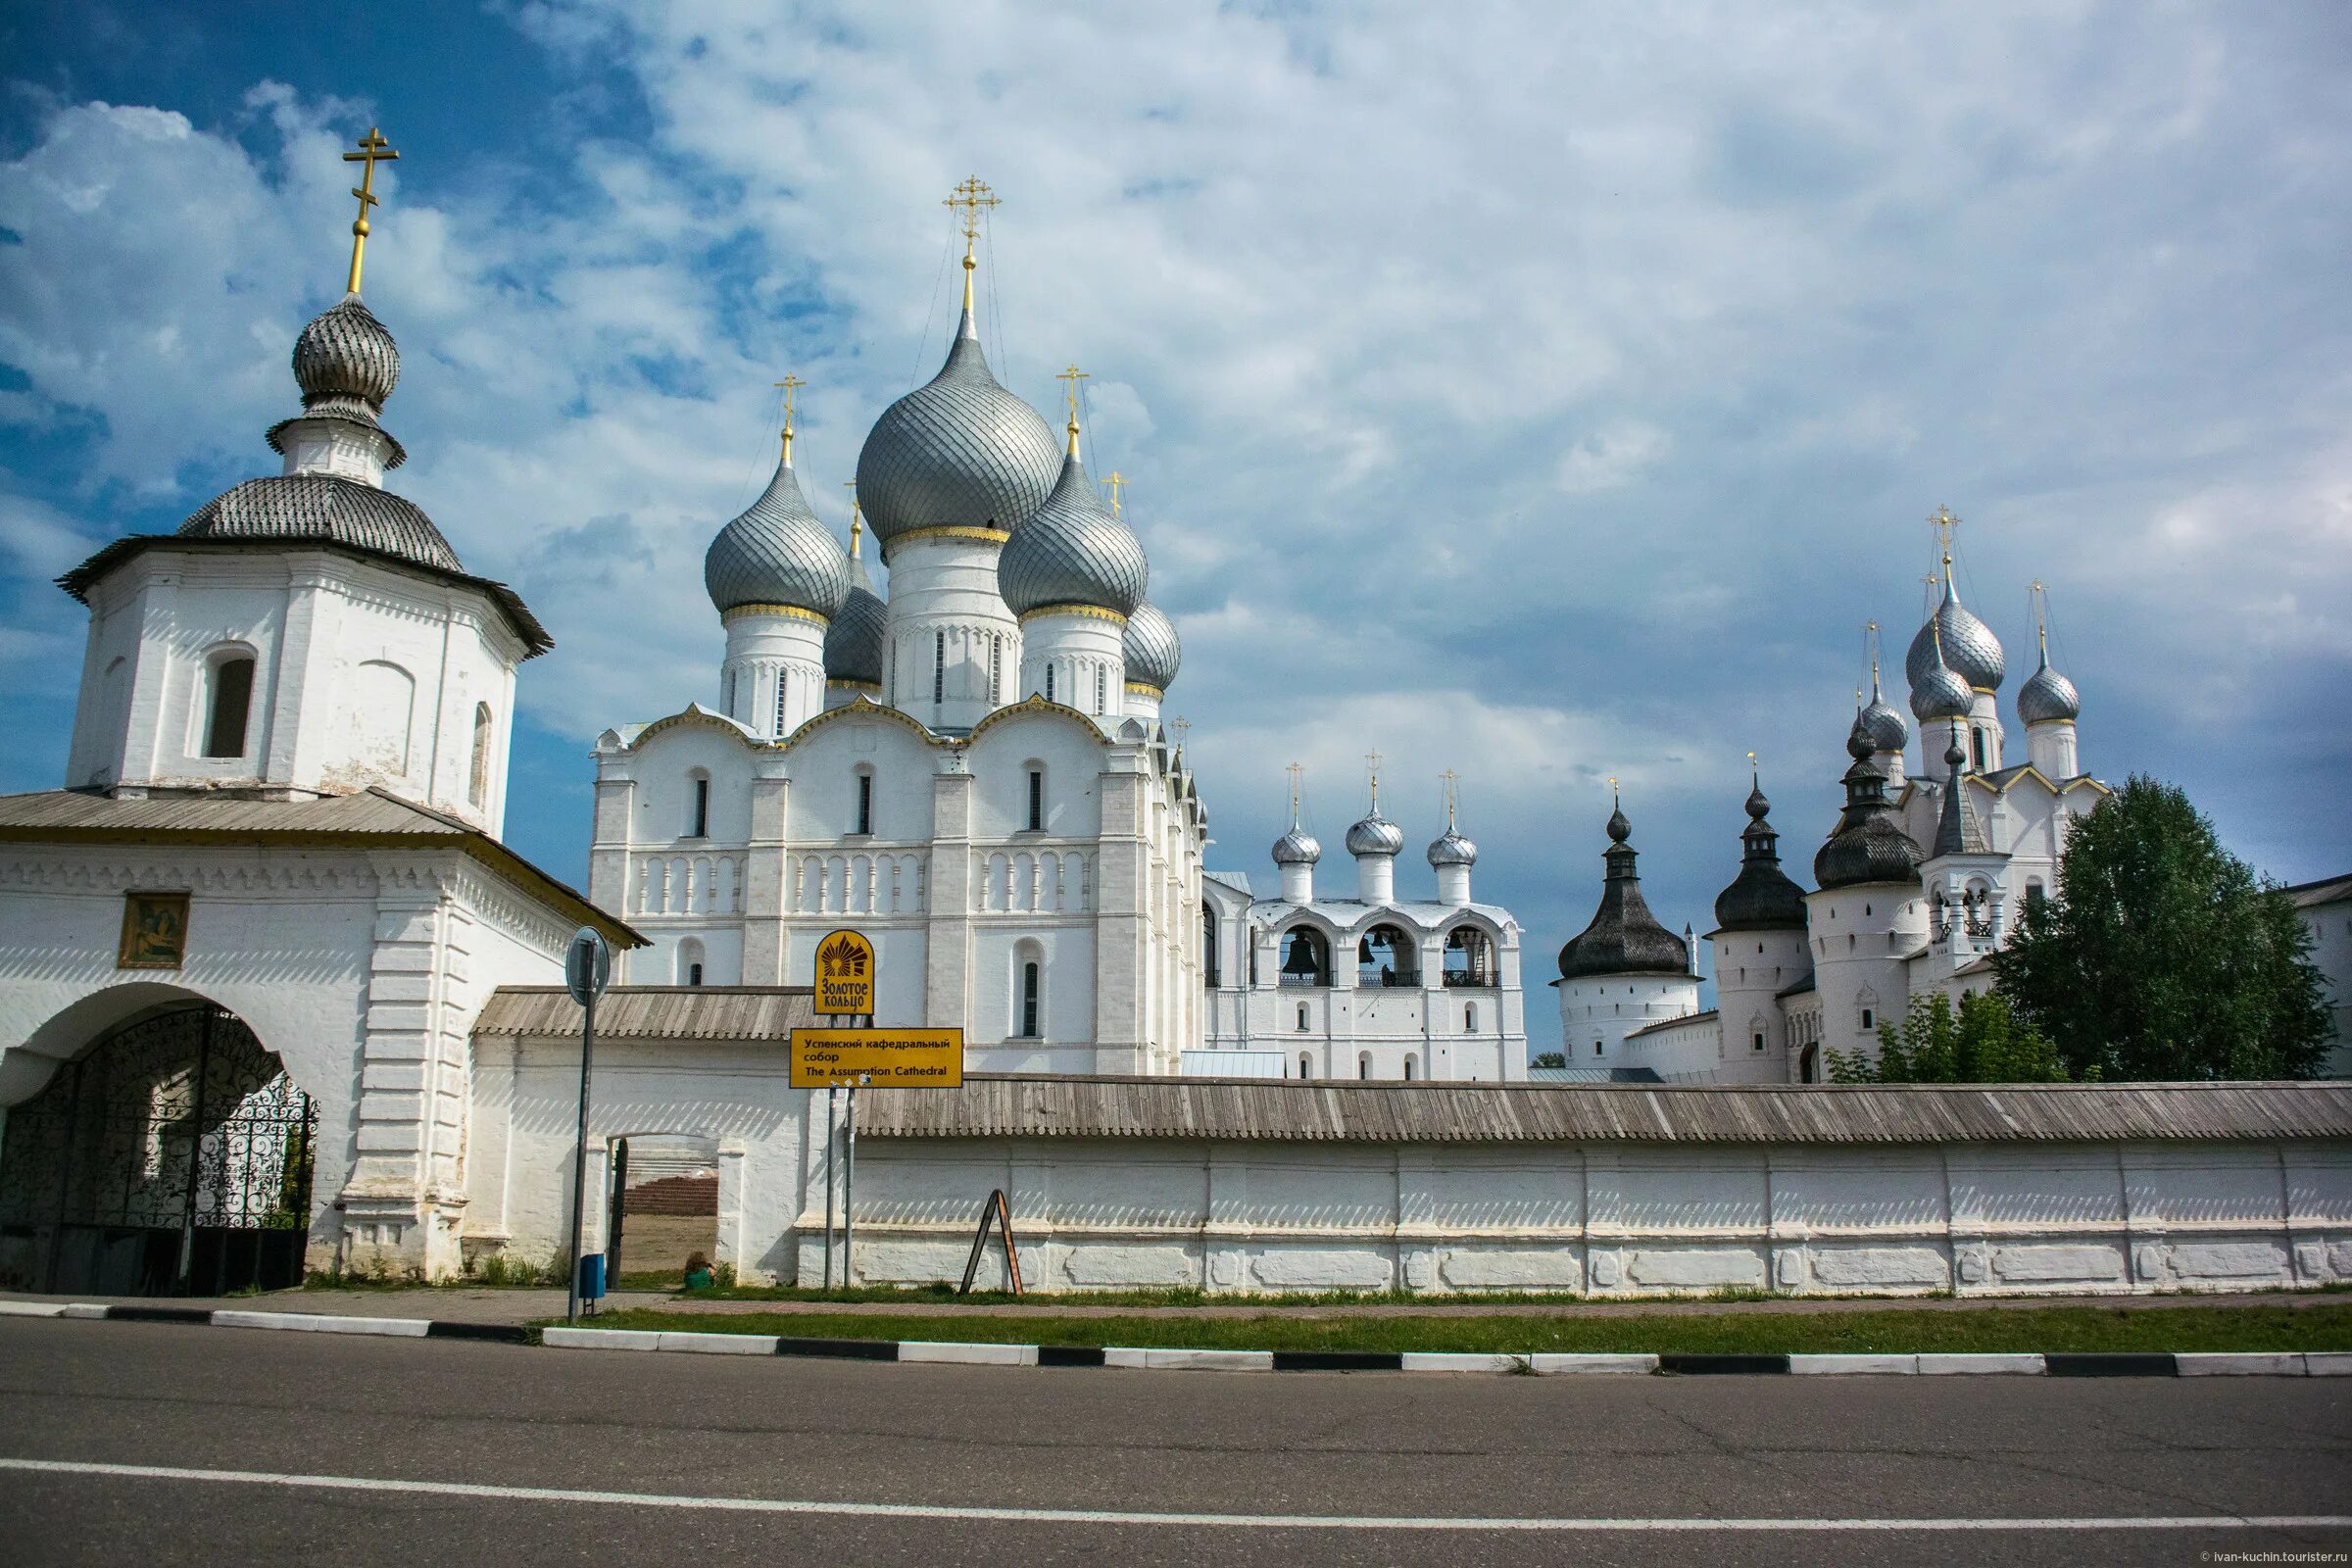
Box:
1573, 528, 2109, 1083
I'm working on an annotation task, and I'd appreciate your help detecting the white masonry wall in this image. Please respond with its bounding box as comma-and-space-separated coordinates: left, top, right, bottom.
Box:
468, 1033, 2352, 1297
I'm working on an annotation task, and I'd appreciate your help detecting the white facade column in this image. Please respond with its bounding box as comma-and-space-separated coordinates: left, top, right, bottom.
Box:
882, 533, 1019, 730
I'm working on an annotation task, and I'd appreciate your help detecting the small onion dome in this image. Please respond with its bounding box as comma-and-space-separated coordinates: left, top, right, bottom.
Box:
1556, 804, 1689, 978
998, 454, 1148, 616
1905, 576, 2004, 694
2017, 655, 2081, 724
1345, 811, 1404, 858
293, 295, 401, 410
855, 320, 1062, 548
1909, 626, 1973, 722
1712, 778, 1808, 930
1123, 600, 1181, 693
824, 549, 887, 686
1272, 826, 1323, 866
704, 457, 852, 619
1858, 688, 1908, 754
1813, 726, 1924, 890
1427, 828, 1477, 867
177, 473, 462, 574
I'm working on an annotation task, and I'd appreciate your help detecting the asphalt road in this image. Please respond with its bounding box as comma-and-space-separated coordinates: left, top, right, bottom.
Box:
1, 1318, 2346, 1567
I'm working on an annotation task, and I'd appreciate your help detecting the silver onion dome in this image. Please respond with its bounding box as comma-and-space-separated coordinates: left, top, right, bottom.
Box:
1346, 812, 1404, 858
1123, 600, 1181, 692
292, 296, 401, 410
1272, 826, 1323, 866
1858, 690, 1908, 754
704, 458, 852, 619
998, 454, 1148, 616
1427, 828, 1477, 867
2017, 656, 2080, 724
824, 548, 887, 686
1909, 625, 1974, 722
1905, 576, 2004, 694
855, 321, 1062, 548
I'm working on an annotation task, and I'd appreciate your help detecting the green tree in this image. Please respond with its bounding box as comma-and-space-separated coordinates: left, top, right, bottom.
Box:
1993, 775, 2330, 1080
1529, 1052, 1567, 1069
1826, 991, 2075, 1083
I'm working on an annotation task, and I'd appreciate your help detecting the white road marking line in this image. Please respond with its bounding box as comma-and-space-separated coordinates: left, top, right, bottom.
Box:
0, 1458, 2344, 1534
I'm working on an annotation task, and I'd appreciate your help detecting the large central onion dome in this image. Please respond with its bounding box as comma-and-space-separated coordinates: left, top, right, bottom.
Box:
999, 449, 1148, 617
855, 319, 1062, 549
704, 447, 852, 620
1906, 572, 2004, 694
1123, 600, 1181, 693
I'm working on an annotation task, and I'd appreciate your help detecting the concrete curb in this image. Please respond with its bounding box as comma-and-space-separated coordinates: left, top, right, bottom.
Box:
14, 1303, 2341, 1375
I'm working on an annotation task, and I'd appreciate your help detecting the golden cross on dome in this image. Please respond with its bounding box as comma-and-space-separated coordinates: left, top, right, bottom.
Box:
1440, 768, 1459, 828
772, 374, 805, 462
1365, 749, 1383, 811
341, 126, 400, 296
1104, 470, 1126, 518
1286, 760, 1303, 823
1170, 715, 1191, 749
1054, 364, 1089, 457
944, 177, 1001, 313
842, 482, 863, 556
1928, 504, 1959, 567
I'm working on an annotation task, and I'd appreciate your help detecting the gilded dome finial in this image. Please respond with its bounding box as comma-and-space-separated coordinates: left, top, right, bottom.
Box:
772, 373, 805, 466
1054, 364, 1089, 460
842, 481, 862, 557
341, 127, 400, 297
944, 176, 1001, 327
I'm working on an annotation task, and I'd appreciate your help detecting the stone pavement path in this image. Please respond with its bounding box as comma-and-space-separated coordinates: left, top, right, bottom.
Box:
5, 1284, 2335, 1325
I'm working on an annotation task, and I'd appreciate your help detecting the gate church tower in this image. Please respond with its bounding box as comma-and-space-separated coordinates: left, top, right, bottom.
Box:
0, 132, 639, 1291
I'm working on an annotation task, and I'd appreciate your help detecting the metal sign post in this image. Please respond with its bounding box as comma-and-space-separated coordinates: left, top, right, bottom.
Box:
821, 1084, 838, 1292
563, 926, 611, 1326
842, 1072, 866, 1287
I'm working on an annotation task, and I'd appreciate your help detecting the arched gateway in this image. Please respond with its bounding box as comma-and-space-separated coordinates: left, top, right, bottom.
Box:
0, 1004, 317, 1296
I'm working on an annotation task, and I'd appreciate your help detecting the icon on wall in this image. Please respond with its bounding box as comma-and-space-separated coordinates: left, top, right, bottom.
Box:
119, 891, 191, 970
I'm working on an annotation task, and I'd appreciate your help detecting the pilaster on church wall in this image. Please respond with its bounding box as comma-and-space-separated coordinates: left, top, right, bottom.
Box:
741, 765, 792, 985
1090, 767, 1148, 1053
925, 766, 975, 1028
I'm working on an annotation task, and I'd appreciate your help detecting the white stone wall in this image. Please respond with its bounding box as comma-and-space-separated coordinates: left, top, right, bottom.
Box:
468, 1035, 2352, 1297
68, 546, 525, 835
1556, 971, 1703, 1068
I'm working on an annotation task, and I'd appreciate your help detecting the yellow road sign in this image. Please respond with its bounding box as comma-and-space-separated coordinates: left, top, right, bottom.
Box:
813, 928, 875, 1016
790, 1028, 964, 1088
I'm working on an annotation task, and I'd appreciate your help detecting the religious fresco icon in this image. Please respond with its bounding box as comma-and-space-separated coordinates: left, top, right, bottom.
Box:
118, 891, 190, 970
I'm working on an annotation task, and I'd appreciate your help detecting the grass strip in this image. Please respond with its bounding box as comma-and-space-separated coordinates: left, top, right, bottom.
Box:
549, 1300, 2352, 1356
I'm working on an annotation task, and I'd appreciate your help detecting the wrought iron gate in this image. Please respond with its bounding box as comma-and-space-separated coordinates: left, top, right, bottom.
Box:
0, 1004, 317, 1296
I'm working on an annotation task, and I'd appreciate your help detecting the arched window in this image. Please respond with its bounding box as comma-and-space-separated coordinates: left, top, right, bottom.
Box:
1017, 958, 1042, 1039
1201, 904, 1219, 987
933, 631, 947, 703
990, 635, 1004, 702
854, 768, 874, 836
1094, 664, 1106, 713
1296, 1003, 1309, 1032
687, 771, 710, 838
1298, 1052, 1311, 1080
1357, 1053, 1371, 1081
774, 675, 789, 737
467, 703, 493, 807
1972, 727, 1988, 771
1026, 766, 1045, 831
1045, 664, 1055, 703
1443, 925, 1494, 987
676, 937, 705, 987
1358, 923, 1415, 987
1402, 1058, 1415, 1081
722, 669, 737, 717
1465, 1002, 1478, 1031
202, 653, 256, 760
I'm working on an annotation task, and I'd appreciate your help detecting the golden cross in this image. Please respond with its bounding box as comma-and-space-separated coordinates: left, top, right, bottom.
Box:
1286, 761, 1303, 822
1928, 504, 1958, 567
842, 482, 863, 556
944, 176, 1002, 247
1440, 768, 1459, 828
1054, 364, 1089, 458
1104, 470, 1126, 518
1170, 715, 1191, 748
772, 374, 805, 462
341, 126, 401, 295
1365, 749, 1383, 811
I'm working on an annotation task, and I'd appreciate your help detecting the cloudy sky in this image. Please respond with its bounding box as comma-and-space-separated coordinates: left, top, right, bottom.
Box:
3, 1, 2346, 983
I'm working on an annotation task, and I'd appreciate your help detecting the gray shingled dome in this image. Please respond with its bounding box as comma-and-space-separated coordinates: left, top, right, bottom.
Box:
1910, 630, 1974, 721
1123, 600, 1181, 692
1272, 826, 1322, 866
824, 549, 887, 686
998, 454, 1148, 617
2017, 655, 2081, 724
1427, 828, 1477, 867
1345, 812, 1404, 858
1556, 805, 1690, 979
1712, 779, 1808, 930
855, 322, 1062, 548
1858, 689, 1908, 753
292, 295, 401, 410
1906, 578, 2004, 693
704, 458, 852, 618
177, 474, 463, 574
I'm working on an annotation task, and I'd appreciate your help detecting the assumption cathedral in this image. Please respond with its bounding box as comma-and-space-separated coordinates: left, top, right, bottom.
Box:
0, 134, 2240, 1298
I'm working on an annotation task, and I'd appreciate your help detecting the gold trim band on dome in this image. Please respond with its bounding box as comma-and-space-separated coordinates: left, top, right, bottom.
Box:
880, 525, 1010, 562
1123, 680, 1164, 697
1019, 605, 1129, 627
719, 604, 831, 627
827, 678, 883, 692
